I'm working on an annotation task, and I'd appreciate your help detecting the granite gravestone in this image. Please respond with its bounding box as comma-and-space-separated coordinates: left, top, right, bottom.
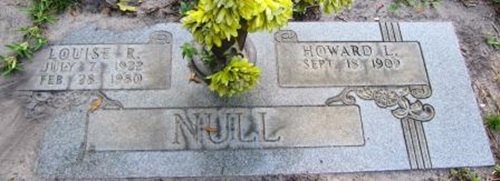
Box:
21, 22, 493, 179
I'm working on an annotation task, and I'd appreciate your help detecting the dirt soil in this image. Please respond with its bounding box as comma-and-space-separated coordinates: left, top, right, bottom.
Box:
1, 0, 500, 180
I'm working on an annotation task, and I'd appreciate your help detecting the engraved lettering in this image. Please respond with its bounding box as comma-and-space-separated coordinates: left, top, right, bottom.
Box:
89, 62, 97, 71
72, 48, 83, 59
87, 106, 364, 151
278, 42, 427, 87
59, 48, 70, 60
102, 48, 111, 59
303, 59, 310, 69
384, 45, 394, 56
127, 48, 137, 59
207, 113, 229, 144
173, 113, 199, 144
327, 45, 339, 55
91, 48, 99, 59
341, 46, 350, 56
24, 36, 173, 91
48, 48, 57, 60
351, 45, 361, 56
362, 45, 373, 56
40, 75, 46, 85
315, 45, 326, 58
39, 74, 64, 85
41, 62, 49, 72
303, 45, 313, 58
259, 112, 281, 142
238, 113, 256, 142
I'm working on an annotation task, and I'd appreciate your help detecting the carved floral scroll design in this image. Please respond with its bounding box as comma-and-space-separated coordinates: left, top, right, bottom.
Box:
23, 90, 124, 119
325, 86, 435, 122
22, 91, 96, 119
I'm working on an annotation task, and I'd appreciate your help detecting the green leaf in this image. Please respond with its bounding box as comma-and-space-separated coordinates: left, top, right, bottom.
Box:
181, 43, 198, 59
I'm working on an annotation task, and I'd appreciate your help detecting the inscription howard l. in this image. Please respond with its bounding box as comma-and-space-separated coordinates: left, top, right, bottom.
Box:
86, 106, 364, 151
276, 38, 429, 87
19, 31, 173, 90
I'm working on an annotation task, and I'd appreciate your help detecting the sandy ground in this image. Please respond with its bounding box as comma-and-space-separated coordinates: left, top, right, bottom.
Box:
0, 0, 499, 180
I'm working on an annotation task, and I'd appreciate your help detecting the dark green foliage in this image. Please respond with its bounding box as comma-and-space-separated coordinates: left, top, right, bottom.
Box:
486, 114, 500, 131
6, 42, 33, 59
20, 26, 48, 51
180, 0, 198, 16
448, 168, 482, 181
199, 48, 216, 71
493, 165, 500, 180
487, 37, 500, 49
181, 43, 198, 59
293, 0, 352, 17
390, 0, 440, 12
1, 0, 75, 76
0, 56, 23, 76
28, 0, 75, 24
181, 43, 218, 72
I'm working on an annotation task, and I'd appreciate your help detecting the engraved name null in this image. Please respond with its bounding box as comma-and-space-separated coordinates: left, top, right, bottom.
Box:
18, 31, 173, 90
86, 106, 364, 151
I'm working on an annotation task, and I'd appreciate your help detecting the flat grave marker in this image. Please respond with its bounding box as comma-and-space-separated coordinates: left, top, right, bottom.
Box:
22, 22, 493, 179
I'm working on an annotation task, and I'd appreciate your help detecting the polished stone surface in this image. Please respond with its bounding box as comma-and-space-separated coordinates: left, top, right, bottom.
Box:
27, 22, 493, 179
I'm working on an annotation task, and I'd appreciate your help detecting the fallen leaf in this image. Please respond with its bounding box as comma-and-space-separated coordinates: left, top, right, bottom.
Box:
202, 127, 218, 133
88, 95, 104, 113
117, 0, 142, 12
70, 9, 78, 17
188, 73, 203, 84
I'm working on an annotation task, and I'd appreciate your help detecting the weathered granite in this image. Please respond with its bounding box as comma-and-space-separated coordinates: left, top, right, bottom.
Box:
28, 22, 494, 179
87, 106, 364, 151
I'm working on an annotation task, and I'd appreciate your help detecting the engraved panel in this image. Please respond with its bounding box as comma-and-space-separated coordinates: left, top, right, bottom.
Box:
19, 31, 172, 90
276, 41, 428, 87
86, 106, 364, 151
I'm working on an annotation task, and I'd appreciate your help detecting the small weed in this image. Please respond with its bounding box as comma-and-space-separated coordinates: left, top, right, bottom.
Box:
7, 42, 33, 59
487, 36, 500, 49
0, 0, 75, 76
200, 48, 216, 70
449, 168, 482, 181
181, 43, 218, 71
492, 164, 500, 180
180, 0, 198, 16
390, 0, 440, 12
486, 114, 500, 131
0, 56, 23, 76
181, 43, 198, 60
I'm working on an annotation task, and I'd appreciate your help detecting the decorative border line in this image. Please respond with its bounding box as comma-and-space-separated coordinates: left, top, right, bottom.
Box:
381, 22, 433, 169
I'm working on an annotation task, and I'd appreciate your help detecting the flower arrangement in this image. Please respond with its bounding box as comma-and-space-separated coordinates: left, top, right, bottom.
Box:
181, 0, 352, 97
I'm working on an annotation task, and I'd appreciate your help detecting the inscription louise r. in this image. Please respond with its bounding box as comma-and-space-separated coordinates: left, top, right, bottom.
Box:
86, 106, 364, 151
19, 31, 173, 90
